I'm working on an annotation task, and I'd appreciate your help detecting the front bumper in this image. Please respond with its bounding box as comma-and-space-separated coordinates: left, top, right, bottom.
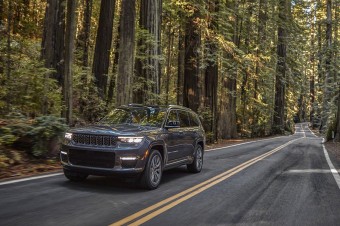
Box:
60, 142, 149, 176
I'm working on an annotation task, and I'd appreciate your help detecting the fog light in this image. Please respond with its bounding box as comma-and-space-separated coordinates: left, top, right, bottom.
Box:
120, 156, 138, 161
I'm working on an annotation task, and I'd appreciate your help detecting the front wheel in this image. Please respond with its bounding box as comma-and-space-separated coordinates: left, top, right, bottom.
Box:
187, 145, 203, 173
140, 150, 163, 190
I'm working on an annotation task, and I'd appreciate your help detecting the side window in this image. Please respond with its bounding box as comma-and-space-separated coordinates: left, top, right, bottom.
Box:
189, 112, 200, 127
178, 111, 190, 127
166, 110, 178, 124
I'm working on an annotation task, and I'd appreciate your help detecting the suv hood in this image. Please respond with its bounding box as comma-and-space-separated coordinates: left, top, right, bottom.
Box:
69, 124, 160, 136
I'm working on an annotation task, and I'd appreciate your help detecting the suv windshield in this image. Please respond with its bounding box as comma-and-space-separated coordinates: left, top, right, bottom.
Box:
100, 108, 167, 127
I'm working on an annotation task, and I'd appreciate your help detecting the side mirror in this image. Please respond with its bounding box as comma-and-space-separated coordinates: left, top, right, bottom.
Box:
165, 120, 180, 128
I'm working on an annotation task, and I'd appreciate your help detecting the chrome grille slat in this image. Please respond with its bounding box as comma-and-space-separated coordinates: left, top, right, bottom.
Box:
72, 134, 117, 147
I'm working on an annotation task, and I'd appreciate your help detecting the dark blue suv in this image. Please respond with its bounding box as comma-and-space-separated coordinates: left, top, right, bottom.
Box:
60, 105, 205, 189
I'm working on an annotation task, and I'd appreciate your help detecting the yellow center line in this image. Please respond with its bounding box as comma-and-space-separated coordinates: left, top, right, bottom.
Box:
110, 137, 302, 226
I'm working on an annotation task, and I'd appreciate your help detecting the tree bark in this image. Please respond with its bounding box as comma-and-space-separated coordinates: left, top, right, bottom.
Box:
205, 0, 219, 140
310, 2, 316, 125
41, 0, 65, 85
134, 0, 162, 104
240, 0, 254, 135
63, 0, 78, 125
92, 0, 115, 100
177, 27, 185, 105
0, 0, 3, 27
78, 0, 92, 69
183, 6, 200, 112
5, 1, 13, 112
273, 0, 287, 134
321, 0, 333, 133
108, 23, 120, 105
254, 0, 267, 100
334, 0, 339, 141
116, 0, 136, 106
218, 0, 239, 139
165, 16, 174, 105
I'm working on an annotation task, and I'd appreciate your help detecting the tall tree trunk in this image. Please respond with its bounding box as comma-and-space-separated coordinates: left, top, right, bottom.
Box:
63, 0, 78, 125
218, 0, 239, 139
108, 24, 120, 106
310, 2, 316, 125
116, 0, 136, 106
78, 0, 92, 69
5, 1, 13, 112
92, 0, 115, 100
254, 0, 267, 100
165, 17, 174, 105
0, 0, 3, 27
41, 0, 65, 115
321, 0, 333, 133
56, 0, 66, 85
183, 6, 200, 112
240, 0, 254, 135
205, 0, 219, 141
41, 0, 58, 67
41, 0, 65, 85
134, 0, 162, 104
177, 27, 185, 105
334, 0, 339, 141
218, 75, 238, 139
0, 0, 3, 75
273, 0, 287, 134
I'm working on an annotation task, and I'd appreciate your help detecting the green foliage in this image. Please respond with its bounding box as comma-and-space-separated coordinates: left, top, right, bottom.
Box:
0, 39, 62, 117
326, 115, 337, 141
0, 149, 23, 168
198, 107, 214, 143
0, 127, 18, 146
73, 67, 108, 123
27, 116, 68, 156
0, 115, 68, 157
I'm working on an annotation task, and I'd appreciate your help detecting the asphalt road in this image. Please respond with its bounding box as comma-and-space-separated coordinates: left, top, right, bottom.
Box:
1, 123, 340, 226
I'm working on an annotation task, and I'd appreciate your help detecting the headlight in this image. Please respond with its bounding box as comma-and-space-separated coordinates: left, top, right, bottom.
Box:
117, 136, 144, 143
65, 132, 73, 140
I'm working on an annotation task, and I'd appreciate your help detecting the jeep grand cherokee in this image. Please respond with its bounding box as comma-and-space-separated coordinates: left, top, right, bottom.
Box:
60, 104, 205, 189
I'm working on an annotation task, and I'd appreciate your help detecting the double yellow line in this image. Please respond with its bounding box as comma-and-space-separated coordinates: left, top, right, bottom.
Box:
111, 137, 302, 226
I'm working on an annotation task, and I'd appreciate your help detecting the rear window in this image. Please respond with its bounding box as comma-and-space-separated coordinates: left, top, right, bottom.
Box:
178, 111, 190, 127
189, 112, 200, 127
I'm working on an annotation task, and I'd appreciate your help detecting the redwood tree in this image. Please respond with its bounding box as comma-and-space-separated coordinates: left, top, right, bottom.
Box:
92, 0, 115, 99
183, 5, 200, 112
273, 0, 288, 134
63, 0, 78, 124
41, 0, 65, 85
204, 0, 219, 140
116, 0, 136, 106
134, 0, 162, 104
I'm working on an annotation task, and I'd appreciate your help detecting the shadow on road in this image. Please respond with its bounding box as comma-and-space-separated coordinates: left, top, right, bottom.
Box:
58, 166, 193, 193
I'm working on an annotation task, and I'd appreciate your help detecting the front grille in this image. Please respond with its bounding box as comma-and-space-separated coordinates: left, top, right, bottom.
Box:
68, 149, 115, 168
72, 134, 117, 146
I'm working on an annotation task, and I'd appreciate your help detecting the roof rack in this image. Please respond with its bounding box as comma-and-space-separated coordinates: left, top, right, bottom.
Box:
128, 103, 144, 107
168, 105, 192, 111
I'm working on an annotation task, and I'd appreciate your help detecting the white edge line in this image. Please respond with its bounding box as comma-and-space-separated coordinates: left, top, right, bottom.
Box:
0, 173, 63, 186
322, 138, 340, 190
206, 136, 283, 152
307, 126, 318, 137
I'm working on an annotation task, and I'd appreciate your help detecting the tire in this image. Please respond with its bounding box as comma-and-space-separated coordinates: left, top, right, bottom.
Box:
140, 150, 163, 190
63, 169, 88, 182
187, 145, 203, 173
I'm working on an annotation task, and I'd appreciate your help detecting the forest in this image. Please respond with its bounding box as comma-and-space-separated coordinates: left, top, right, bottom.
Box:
0, 0, 339, 162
